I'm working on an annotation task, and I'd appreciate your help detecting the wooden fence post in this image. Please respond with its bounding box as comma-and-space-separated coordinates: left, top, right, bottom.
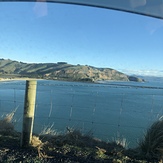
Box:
21, 80, 37, 147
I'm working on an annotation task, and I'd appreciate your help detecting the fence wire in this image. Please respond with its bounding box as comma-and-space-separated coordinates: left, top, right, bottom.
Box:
0, 80, 163, 148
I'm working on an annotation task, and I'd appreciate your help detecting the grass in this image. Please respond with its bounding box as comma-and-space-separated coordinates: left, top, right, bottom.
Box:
0, 111, 163, 162
39, 123, 58, 136
113, 132, 129, 149
139, 120, 163, 161
0, 109, 16, 134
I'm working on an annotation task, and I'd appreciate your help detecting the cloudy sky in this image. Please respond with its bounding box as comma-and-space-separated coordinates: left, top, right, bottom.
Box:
0, 1, 163, 76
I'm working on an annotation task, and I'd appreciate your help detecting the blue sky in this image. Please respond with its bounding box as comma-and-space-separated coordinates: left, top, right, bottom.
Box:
0, 2, 163, 76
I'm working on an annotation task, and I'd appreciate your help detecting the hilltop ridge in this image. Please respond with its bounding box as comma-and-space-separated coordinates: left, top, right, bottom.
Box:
0, 59, 143, 82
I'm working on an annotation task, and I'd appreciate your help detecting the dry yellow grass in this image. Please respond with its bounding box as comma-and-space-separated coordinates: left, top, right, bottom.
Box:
31, 135, 54, 158
0, 111, 15, 131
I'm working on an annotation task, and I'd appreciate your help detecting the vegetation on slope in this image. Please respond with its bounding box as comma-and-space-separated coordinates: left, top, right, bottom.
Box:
0, 111, 163, 162
0, 58, 143, 82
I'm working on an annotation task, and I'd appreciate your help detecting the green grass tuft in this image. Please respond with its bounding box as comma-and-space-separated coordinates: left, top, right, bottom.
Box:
139, 120, 163, 161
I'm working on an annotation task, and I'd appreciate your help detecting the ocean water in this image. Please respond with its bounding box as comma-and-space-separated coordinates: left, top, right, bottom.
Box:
0, 79, 163, 148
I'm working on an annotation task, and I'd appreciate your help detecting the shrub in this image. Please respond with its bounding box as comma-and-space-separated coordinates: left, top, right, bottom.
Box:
139, 120, 163, 161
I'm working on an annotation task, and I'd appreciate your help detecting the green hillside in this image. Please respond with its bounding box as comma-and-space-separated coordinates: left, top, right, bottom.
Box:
0, 59, 143, 82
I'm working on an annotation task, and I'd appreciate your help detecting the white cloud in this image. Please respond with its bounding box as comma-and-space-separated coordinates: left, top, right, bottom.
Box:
33, 0, 48, 18
119, 69, 163, 77
147, 20, 163, 35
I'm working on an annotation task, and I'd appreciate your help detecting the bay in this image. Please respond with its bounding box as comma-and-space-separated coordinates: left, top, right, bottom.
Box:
0, 79, 163, 148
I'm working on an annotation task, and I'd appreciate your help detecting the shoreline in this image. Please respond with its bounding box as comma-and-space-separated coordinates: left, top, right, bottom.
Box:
0, 78, 42, 82
0, 77, 145, 84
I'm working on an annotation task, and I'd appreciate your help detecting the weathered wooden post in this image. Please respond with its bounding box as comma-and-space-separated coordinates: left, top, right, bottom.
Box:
21, 80, 37, 147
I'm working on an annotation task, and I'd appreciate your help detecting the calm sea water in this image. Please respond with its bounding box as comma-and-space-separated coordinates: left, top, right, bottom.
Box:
0, 79, 163, 148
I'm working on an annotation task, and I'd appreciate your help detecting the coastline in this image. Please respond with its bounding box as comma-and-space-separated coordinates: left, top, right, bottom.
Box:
0, 78, 42, 82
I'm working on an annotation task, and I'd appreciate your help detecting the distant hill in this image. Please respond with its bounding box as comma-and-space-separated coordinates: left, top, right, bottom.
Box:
0, 59, 143, 82
136, 75, 163, 82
